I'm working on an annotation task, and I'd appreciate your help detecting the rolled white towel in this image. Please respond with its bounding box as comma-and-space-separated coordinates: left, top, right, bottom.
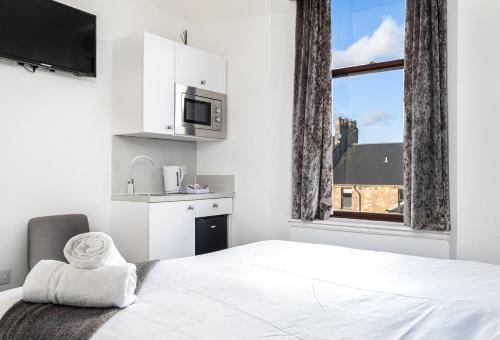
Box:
23, 260, 137, 308
64, 232, 126, 269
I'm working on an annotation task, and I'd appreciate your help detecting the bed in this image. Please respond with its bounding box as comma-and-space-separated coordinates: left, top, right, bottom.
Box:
2, 240, 500, 339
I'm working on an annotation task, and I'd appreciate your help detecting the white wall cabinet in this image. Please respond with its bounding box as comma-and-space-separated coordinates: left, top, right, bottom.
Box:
112, 32, 175, 136
111, 198, 233, 262
175, 43, 227, 94
112, 32, 227, 140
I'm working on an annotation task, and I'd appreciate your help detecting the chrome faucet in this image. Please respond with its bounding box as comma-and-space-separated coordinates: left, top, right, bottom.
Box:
128, 155, 156, 195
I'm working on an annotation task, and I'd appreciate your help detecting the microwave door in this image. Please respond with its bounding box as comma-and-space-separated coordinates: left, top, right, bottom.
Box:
182, 95, 213, 130
174, 84, 226, 139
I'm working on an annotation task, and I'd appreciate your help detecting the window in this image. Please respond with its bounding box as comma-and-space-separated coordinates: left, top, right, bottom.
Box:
341, 188, 353, 210
331, 0, 405, 222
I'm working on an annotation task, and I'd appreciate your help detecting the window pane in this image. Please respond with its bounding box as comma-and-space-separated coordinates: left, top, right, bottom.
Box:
341, 189, 353, 209
332, 0, 406, 69
332, 70, 404, 216
333, 69, 403, 144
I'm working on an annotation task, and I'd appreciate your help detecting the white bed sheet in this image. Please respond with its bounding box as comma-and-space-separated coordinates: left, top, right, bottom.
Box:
2, 241, 500, 339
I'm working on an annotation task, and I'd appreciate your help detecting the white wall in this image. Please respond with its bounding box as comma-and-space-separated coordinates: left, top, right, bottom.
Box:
0, 0, 192, 290
189, 0, 296, 246
447, 0, 459, 260
454, 0, 500, 264
112, 136, 197, 195
290, 225, 450, 259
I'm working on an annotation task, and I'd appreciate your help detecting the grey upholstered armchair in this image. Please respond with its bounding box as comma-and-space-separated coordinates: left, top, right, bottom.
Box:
27, 214, 90, 270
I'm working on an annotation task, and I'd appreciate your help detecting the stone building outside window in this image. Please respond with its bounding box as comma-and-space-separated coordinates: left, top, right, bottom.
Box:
332, 117, 403, 219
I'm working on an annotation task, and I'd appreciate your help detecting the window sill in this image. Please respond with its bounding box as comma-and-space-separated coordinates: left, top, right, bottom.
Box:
288, 217, 450, 241
332, 211, 404, 223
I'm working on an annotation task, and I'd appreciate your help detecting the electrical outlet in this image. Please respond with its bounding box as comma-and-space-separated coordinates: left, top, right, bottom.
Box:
0, 268, 11, 285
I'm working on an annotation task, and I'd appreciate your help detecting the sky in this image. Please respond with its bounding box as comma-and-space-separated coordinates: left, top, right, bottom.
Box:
332, 0, 406, 144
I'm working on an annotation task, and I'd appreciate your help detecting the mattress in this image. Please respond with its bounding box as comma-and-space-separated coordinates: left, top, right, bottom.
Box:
2, 240, 500, 339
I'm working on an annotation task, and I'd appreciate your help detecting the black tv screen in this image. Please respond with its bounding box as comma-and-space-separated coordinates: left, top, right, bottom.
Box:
0, 0, 96, 77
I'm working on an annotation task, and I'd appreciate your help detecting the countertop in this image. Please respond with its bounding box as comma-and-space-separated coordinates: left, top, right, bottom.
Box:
111, 192, 234, 203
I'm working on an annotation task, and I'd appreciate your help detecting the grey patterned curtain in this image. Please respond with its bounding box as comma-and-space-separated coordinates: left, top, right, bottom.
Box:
404, 0, 450, 231
292, 0, 333, 221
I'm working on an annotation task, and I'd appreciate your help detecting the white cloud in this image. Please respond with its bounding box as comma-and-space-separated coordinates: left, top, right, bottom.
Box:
333, 17, 404, 68
362, 111, 393, 126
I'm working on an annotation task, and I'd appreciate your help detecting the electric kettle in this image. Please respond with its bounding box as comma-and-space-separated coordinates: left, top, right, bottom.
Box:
163, 166, 185, 193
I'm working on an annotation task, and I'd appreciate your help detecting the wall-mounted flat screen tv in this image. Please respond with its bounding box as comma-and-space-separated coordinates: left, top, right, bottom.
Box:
0, 0, 96, 77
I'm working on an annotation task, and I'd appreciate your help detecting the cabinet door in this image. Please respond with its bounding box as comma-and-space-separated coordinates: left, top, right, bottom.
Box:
175, 43, 227, 94
149, 201, 196, 260
143, 33, 175, 134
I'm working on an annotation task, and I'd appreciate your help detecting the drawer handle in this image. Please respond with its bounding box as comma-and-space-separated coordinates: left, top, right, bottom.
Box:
213, 203, 219, 208
187, 205, 195, 211
210, 225, 216, 229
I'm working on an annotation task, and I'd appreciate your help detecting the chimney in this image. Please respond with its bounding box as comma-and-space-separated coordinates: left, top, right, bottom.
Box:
333, 117, 358, 167
334, 117, 358, 146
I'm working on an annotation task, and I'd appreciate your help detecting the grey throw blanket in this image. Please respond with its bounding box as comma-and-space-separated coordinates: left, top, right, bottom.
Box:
0, 260, 158, 340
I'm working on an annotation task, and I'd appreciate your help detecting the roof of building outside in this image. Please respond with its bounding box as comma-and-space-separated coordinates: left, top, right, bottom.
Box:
333, 143, 403, 186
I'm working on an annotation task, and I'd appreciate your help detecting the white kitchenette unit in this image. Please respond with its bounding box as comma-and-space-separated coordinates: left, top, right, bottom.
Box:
112, 32, 227, 141
111, 32, 232, 262
111, 193, 234, 263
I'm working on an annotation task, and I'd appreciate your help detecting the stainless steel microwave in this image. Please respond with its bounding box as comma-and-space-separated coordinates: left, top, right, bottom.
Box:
175, 84, 226, 139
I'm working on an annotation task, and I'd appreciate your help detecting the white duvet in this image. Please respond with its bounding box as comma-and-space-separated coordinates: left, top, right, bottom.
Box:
2, 240, 500, 339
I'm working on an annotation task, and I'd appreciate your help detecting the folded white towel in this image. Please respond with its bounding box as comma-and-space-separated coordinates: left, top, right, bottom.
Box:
64, 232, 126, 269
23, 260, 137, 308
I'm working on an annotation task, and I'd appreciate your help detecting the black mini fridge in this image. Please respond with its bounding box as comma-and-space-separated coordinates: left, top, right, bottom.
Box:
195, 215, 228, 255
